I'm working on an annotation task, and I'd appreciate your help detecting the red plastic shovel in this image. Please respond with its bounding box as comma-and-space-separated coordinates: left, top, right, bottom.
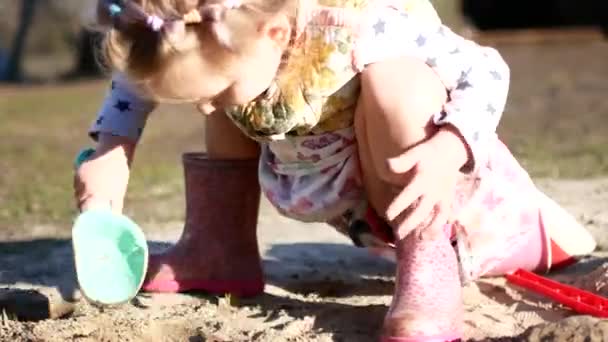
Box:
506, 268, 608, 318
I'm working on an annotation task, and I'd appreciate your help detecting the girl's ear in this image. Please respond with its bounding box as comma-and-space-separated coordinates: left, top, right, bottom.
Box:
201, 4, 237, 50
259, 13, 292, 48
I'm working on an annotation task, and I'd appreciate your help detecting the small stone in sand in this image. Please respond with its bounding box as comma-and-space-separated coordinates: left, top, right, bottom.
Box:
0, 288, 75, 321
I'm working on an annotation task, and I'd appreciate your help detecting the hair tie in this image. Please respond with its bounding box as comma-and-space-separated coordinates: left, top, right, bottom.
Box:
106, 0, 241, 32
146, 15, 165, 31
108, 3, 122, 17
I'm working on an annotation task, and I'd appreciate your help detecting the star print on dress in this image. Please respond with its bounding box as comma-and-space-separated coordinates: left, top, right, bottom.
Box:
114, 100, 132, 112
472, 131, 481, 142
456, 70, 473, 90
96, 116, 104, 125
487, 104, 497, 115
373, 19, 385, 35
482, 191, 504, 211
457, 80, 472, 90
426, 57, 437, 68
415, 34, 426, 47
450, 48, 460, 55
489, 70, 502, 81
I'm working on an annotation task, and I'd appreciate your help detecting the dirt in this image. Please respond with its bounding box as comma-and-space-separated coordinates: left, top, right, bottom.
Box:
0, 178, 606, 342
570, 263, 608, 298
516, 316, 608, 342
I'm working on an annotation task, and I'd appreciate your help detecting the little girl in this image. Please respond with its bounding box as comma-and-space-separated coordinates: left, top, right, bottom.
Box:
75, 0, 597, 340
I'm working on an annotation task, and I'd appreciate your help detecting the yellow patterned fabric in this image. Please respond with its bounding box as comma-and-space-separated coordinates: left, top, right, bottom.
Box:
224, 0, 440, 142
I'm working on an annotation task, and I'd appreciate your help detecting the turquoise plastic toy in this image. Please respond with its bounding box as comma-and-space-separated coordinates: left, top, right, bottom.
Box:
72, 148, 148, 305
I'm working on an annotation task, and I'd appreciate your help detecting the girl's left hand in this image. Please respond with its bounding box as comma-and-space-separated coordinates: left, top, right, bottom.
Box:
384, 126, 470, 240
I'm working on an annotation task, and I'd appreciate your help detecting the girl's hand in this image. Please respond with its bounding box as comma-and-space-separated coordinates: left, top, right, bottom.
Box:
73, 134, 135, 213
384, 126, 471, 240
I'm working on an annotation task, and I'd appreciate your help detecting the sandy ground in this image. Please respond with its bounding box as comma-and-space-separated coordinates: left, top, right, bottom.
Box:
0, 178, 606, 342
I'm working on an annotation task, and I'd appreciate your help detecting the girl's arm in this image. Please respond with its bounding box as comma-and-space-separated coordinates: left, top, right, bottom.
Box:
75, 73, 157, 212
356, 6, 510, 172
89, 72, 157, 160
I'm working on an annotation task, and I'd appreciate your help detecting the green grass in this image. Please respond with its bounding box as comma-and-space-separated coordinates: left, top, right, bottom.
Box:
0, 82, 204, 232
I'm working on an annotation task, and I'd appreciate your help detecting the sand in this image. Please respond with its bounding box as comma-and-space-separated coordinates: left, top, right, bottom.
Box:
0, 178, 607, 342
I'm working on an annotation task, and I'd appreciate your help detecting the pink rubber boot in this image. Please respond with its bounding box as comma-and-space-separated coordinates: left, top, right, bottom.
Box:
382, 231, 463, 342
142, 153, 264, 297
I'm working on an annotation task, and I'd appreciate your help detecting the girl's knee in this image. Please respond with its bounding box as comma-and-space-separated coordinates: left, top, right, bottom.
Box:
357, 57, 447, 183
360, 57, 447, 128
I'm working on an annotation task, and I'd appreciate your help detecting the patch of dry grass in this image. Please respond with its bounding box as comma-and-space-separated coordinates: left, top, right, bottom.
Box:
497, 41, 608, 178
0, 81, 203, 233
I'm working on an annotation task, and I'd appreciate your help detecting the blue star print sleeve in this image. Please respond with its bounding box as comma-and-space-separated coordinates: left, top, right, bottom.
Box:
89, 73, 156, 142
355, 6, 510, 172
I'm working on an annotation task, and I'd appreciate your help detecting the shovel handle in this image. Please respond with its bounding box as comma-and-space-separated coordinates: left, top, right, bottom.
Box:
506, 268, 608, 317
74, 148, 96, 169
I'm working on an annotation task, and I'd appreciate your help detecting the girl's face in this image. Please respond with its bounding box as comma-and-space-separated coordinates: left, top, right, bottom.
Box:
148, 12, 292, 114
209, 33, 287, 112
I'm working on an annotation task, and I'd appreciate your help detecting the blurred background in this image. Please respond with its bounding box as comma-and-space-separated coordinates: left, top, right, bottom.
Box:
0, 0, 607, 234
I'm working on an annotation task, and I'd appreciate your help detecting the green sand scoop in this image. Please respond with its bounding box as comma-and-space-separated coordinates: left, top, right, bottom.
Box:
72, 148, 148, 305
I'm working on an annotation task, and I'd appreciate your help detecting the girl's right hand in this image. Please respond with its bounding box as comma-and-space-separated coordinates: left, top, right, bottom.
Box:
74, 134, 136, 214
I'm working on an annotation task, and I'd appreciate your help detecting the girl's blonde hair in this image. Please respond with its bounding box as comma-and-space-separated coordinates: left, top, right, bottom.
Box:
95, 0, 298, 100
